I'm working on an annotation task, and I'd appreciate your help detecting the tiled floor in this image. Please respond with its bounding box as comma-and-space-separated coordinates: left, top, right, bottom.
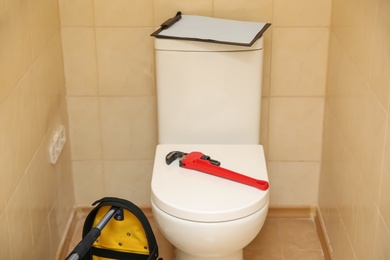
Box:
61, 209, 325, 260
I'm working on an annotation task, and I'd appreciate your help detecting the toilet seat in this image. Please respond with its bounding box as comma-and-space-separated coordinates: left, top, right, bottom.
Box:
151, 144, 269, 222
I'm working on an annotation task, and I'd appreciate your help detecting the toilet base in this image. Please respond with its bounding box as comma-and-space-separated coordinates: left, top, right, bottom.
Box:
176, 249, 242, 260
152, 201, 269, 260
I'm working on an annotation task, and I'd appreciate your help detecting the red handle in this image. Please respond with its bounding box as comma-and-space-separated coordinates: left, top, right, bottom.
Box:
180, 152, 269, 191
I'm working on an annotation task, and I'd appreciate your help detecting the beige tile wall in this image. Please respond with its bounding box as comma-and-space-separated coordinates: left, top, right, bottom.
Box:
61, 0, 331, 208
0, 0, 75, 259
319, 0, 390, 258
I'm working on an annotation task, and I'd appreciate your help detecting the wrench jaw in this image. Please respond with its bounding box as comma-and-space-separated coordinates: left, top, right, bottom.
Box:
165, 151, 221, 166
165, 151, 187, 165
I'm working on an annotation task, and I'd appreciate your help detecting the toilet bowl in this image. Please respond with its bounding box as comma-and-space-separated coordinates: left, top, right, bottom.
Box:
151, 144, 269, 260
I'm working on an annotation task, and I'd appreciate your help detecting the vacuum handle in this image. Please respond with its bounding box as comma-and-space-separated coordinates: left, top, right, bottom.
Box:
66, 228, 101, 260
65, 206, 121, 260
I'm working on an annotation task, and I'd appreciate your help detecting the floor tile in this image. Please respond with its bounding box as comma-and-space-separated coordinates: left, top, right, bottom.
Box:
278, 219, 323, 251
284, 250, 325, 260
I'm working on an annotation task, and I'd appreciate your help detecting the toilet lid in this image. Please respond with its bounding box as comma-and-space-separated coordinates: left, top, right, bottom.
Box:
151, 144, 269, 222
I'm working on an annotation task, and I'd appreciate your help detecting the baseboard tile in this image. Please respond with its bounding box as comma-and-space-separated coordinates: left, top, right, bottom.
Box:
267, 206, 314, 218
315, 209, 333, 260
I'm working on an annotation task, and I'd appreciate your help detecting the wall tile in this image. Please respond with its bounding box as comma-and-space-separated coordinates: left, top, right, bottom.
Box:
28, 0, 60, 58
33, 221, 52, 259
260, 97, 269, 157
0, 211, 11, 259
379, 119, 390, 230
58, 0, 94, 26
331, 0, 378, 81
55, 143, 76, 217
319, 107, 344, 193
326, 33, 368, 161
0, 171, 4, 213
48, 200, 62, 258
0, 9, 14, 104
72, 161, 105, 205
267, 162, 320, 206
6, 0, 33, 91
49, 190, 74, 250
359, 91, 387, 203
153, 0, 213, 26
320, 104, 361, 239
270, 28, 329, 97
94, 0, 153, 27
61, 28, 99, 96
104, 161, 153, 206
273, 0, 331, 26
369, 0, 390, 112
373, 217, 390, 260
0, 86, 19, 202
16, 71, 41, 176
213, 0, 273, 22
100, 97, 157, 160
0, 69, 41, 203
353, 188, 379, 260
67, 97, 103, 160
95, 28, 155, 96
6, 176, 34, 260
318, 107, 336, 216
261, 29, 272, 97
51, 162, 73, 215
33, 33, 66, 136
27, 150, 51, 244
268, 98, 324, 161
334, 155, 361, 241
325, 209, 356, 259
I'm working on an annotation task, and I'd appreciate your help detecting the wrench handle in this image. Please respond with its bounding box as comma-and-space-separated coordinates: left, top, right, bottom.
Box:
181, 152, 269, 191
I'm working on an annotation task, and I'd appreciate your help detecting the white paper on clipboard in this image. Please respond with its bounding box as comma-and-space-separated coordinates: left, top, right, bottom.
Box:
152, 14, 271, 47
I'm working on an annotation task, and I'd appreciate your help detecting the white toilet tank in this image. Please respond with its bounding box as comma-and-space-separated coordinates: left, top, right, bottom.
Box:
155, 38, 264, 144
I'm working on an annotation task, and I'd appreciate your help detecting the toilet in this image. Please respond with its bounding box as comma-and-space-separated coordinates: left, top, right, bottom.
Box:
151, 37, 269, 260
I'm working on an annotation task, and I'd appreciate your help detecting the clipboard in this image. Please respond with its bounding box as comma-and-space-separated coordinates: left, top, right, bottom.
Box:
151, 12, 271, 47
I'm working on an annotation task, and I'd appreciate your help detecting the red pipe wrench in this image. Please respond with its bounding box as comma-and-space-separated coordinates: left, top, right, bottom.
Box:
166, 151, 269, 191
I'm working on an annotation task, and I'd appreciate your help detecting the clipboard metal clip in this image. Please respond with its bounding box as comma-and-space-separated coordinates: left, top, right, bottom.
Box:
161, 11, 182, 29
151, 11, 182, 36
